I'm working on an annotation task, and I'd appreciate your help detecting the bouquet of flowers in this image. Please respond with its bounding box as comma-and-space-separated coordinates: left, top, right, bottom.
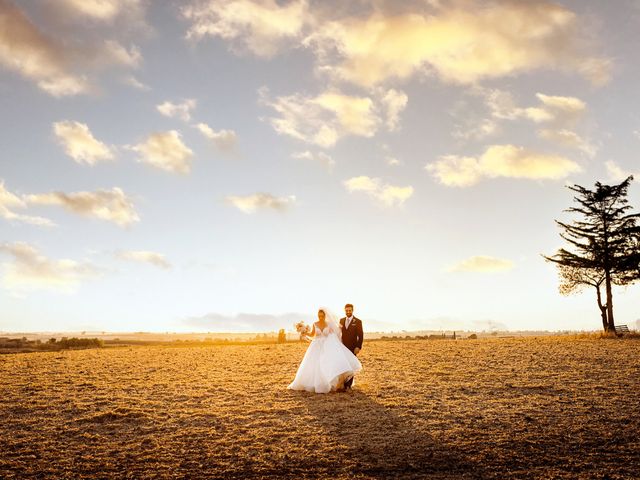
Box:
294, 321, 311, 341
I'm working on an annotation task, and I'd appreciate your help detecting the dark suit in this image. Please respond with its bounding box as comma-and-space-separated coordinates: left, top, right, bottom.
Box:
340, 316, 363, 389
340, 316, 363, 354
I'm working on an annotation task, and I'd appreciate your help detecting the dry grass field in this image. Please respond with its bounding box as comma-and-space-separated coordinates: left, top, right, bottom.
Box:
1, 337, 639, 479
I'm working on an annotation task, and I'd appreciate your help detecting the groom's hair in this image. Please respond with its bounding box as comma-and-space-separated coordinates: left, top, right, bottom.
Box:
345, 303, 353, 309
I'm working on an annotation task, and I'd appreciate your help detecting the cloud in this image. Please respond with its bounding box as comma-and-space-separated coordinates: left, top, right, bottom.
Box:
344, 176, 413, 207
292, 150, 335, 171
182, 311, 308, 333
115, 250, 171, 269
605, 160, 639, 182
182, 0, 309, 57
477, 89, 594, 154
53, 120, 115, 165
426, 155, 483, 188
260, 87, 380, 148
101, 39, 142, 68
537, 129, 595, 157
0, 0, 90, 96
386, 156, 402, 166
448, 255, 514, 273
0, 1, 148, 96
452, 118, 498, 141
0, 180, 55, 227
480, 145, 581, 180
426, 144, 581, 187
130, 130, 194, 174
184, 1, 610, 88
195, 123, 238, 152
121, 74, 150, 90
157, 99, 197, 122
380, 88, 408, 131
482, 90, 587, 125
525, 93, 587, 126
25, 187, 140, 227
305, 2, 611, 88
0, 241, 102, 293
54, 0, 145, 22
225, 193, 296, 214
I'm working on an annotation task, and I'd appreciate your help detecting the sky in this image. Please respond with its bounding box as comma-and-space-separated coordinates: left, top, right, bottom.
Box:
1, 0, 640, 334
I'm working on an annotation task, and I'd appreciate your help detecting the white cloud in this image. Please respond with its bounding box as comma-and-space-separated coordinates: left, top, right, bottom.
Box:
538, 129, 595, 157
121, 74, 150, 90
426, 145, 581, 187
115, 250, 171, 269
305, 2, 611, 88
0, 180, 55, 227
130, 130, 194, 174
0, 241, 102, 293
480, 88, 521, 120
58, 0, 123, 20
426, 155, 483, 188
187, 1, 610, 88
0, 1, 148, 96
482, 90, 587, 126
0, 1, 90, 96
448, 255, 514, 273
380, 88, 408, 131
102, 40, 142, 68
25, 187, 140, 227
53, 120, 115, 165
477, 89, 594, 154
55, 0, 145, 22
195, 122, 238, 152
182, 0, 309, 57
157, 99, 197, 122
605, 160, 639, 182
385, 156, 402, 166
527, 93, 587, 126
260, 87, 380, 148
292, 150, 335, 171
453, 118, 498, 141
225, 193, 296, 214
344, 176, 413, 207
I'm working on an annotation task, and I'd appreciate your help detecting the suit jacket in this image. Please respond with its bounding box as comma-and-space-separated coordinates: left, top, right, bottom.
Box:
340, 316, 363, 354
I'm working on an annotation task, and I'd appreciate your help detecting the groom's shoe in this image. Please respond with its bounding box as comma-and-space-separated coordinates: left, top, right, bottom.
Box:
344, 376, 353, 389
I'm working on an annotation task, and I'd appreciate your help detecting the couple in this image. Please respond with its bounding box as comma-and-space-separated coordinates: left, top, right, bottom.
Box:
288, 304, 364, 394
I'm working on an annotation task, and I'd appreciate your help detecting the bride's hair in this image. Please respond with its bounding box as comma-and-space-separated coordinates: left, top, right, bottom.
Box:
317, 307, 342, 340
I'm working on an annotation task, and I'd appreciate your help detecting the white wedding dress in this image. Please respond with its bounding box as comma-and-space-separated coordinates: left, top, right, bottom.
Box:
288, 318, 362, 394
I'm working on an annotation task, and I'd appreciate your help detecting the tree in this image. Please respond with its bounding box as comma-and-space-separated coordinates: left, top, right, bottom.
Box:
544, 176, 640, 333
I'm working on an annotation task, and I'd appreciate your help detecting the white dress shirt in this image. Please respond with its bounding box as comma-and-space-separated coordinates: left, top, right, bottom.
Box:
345, 316, 354, 329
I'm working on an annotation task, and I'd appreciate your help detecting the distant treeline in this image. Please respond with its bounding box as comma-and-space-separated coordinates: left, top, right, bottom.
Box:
0, 337, 103, 354
0, 332, 512, 353
103, 333, 283, 347
103, 332, 479, 347
380, 332, 476, 340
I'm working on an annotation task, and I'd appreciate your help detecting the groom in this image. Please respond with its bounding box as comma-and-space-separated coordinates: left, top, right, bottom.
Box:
340, 303, 363, 390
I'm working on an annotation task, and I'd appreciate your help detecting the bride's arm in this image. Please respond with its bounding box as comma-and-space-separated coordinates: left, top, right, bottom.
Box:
303, 323, 316, 342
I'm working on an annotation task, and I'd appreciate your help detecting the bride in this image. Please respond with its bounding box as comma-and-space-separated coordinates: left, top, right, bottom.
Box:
288, 308, 362, 394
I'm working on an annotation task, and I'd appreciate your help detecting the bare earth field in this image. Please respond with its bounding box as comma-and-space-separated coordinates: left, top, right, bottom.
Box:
1, 337, 639, 479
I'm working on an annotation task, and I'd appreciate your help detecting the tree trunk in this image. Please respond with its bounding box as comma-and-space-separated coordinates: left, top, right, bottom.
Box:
604, 269, 616, 332
595, 285, 608, 332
